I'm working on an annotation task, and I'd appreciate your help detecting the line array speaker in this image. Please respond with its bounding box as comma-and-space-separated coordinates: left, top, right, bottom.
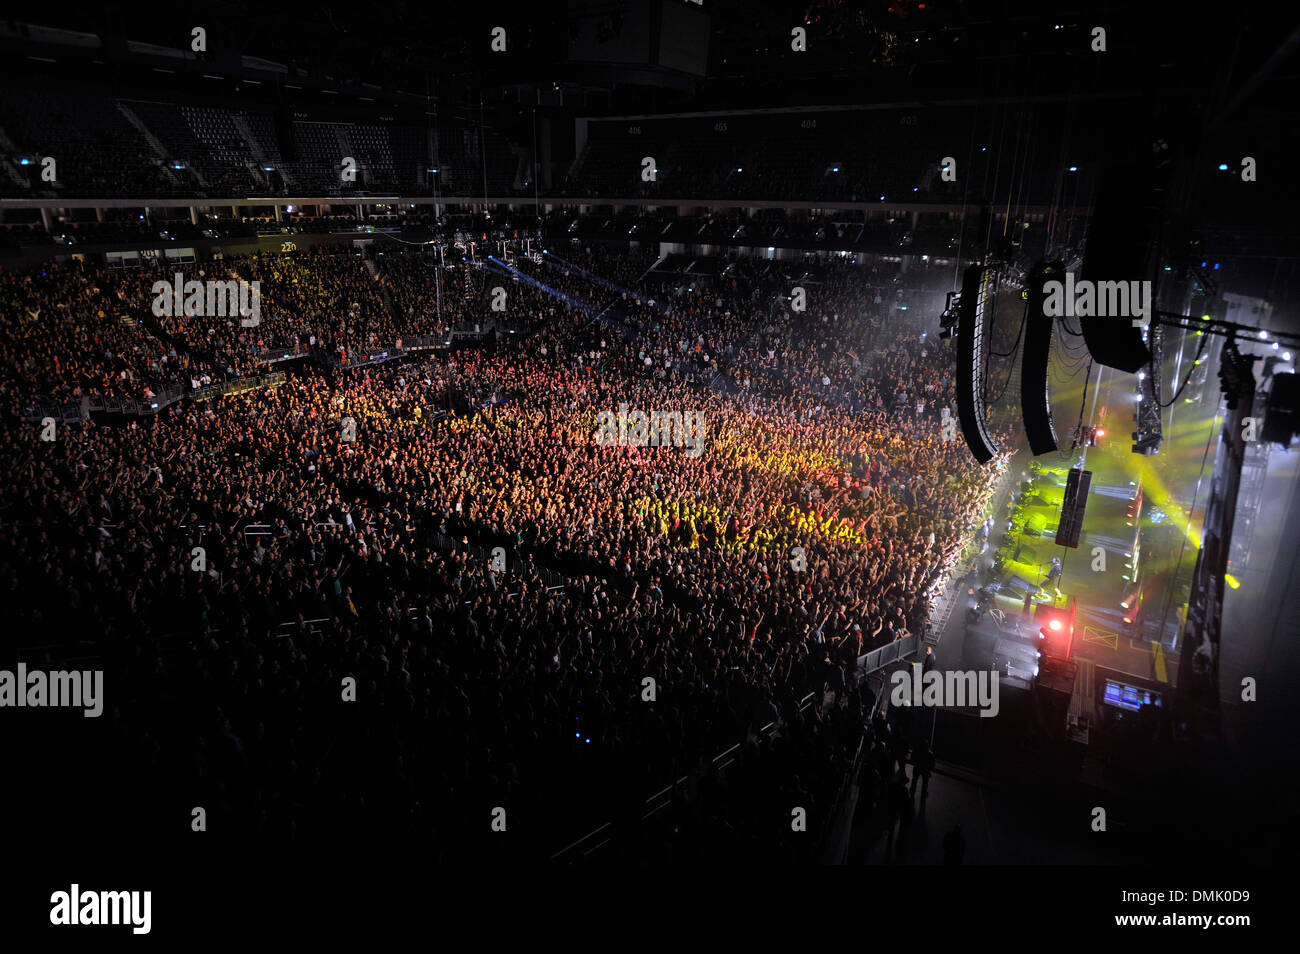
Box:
1022, 260, 1063, 455
955, 263, 1002, 464
1055, 467, 1093, 549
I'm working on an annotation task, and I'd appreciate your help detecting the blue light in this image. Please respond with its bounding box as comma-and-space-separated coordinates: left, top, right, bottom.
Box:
1067, 166, 1078, 172
584, 738, 590, 744
575, 732, 580, 738
19, 158, 30, 166
913, 187, 918, 192
1214, 263, 1220, 271
1201, 261, 1207, 267
832, 166, 839, 172
1218, 163, 1229, 171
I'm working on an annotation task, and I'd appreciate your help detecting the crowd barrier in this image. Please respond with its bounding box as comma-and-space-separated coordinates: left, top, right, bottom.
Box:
22, 382, 188, 423
192, 372, 286, 403
259, 345, 308, 364
22, 376, 289, 421
317, 327, 493, 369
855, 633, 919, 675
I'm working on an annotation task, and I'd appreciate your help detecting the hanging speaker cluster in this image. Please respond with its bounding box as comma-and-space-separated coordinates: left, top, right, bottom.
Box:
1055, 467, 1093, 549
954, 263, 1002, 464
1077, 142, 1172, 373
1021, 261, 1064, 456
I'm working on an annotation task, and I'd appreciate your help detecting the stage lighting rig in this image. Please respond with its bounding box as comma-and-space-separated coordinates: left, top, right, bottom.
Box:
1219, 338, 1250, 410
1129, 323, 1164, 455
938, 290, 960, 340
1034, 597, 1078, 659
1070, 425, 1104, 449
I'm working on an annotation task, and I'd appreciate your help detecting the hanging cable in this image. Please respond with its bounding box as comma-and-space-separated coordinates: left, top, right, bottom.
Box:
1158, 327, 1210, 407
991, 302, 1027, 357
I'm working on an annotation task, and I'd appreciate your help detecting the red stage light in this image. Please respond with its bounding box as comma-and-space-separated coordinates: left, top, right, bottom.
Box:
1095, 428, 1106, 438
1049, 619, 1063, 631
1123, 616, 1133, 624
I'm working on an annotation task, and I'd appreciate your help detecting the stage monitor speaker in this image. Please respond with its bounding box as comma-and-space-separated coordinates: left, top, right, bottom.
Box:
955, 263, 1002, 464
1021, 261, 1063, 455
1079, 162, 1158, 373
1055, 467, 1092, 548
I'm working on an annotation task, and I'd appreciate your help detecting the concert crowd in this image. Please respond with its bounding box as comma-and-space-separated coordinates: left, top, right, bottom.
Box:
1, 243, 1012, 860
